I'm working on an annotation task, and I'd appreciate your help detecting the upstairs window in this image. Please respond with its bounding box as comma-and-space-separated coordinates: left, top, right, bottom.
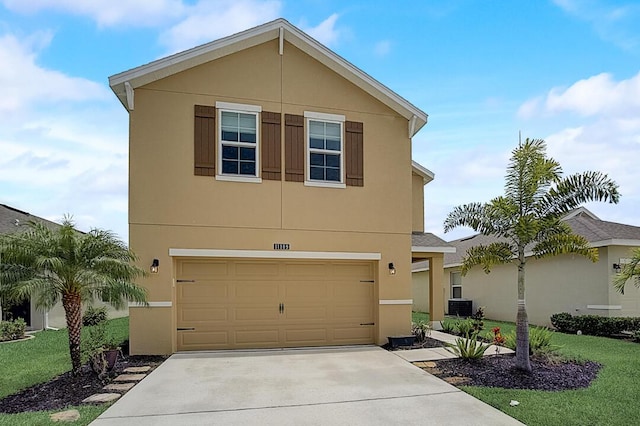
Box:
216, 102, 261, 182
305, 111, 345, 188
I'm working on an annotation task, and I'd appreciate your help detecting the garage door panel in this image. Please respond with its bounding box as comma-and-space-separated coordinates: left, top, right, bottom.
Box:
235, 281, 280, 299
179, 306, 228, 323
176, 259, 376, 351
235, 307, 280, 321
179, 261, 228, 278
235, 262, 279, 276
178, 282, 229, 301
235, 329, 280, 344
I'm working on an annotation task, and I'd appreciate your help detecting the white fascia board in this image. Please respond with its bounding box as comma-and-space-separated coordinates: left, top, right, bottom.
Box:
411, 160, 434, 184
411, 246, 456, 254
589, 239, 640, 248
562, 207, 599, 221
169, 248, 382, 260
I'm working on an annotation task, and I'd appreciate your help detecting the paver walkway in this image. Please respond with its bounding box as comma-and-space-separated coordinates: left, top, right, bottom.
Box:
392, 330, 514, 362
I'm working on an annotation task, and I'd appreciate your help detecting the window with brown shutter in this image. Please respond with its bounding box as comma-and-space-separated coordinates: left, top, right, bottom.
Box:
285, 114, 304, 182
345, 121, 364, 187
194, 105, 216, 176
261, 112, 281, 180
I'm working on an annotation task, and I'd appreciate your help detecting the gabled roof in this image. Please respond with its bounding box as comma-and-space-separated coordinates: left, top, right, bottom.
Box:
0, 204, 61, 235
441, 208, 640, 267
108, 18, 428, 137
412, 161, 434, 185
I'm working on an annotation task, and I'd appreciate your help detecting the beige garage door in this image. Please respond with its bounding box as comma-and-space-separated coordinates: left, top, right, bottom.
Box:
176, 258, 376, 351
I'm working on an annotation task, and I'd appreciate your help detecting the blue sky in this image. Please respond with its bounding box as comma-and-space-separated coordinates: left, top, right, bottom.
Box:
1, 0, 639, 241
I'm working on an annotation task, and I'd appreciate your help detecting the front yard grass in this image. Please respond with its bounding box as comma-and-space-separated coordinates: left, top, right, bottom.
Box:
0, 317, 129, 425
412, 311, 640, 426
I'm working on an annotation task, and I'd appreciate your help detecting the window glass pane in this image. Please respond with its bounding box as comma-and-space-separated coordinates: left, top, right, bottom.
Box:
239, 113, 256, 130
325, 122, 340, 138
452, 286, 462, 299
221, 111, 238, 127
239, 131, 256, 143
310, 137, 324, 149
326, 168, 340, 182
310, 167, 324, 180
309, 121, 324, 136
451, 272, 462, 286
310, 153, 325, 166
222, 129, 239, 142
325, 137, 340, 151
240, 162, 255, 175
325, 154, 340, 168
222, 145, 238, 159
222, 160, 238, 174
240, 147, 255, 161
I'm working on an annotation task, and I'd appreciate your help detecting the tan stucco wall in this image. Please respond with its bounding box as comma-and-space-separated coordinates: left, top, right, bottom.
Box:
412, 270, 430, 313
411, 173, 424, 232
414, 246, 640, 326
128, 40, 416, 354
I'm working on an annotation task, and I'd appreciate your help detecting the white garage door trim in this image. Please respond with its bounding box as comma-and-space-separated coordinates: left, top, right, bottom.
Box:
169, 248, 381, 260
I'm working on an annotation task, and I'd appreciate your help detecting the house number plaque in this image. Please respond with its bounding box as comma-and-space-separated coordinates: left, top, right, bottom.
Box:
273, 243, 290, 250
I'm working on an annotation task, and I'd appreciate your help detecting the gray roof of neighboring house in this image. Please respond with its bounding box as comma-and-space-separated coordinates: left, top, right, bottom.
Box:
443, 208, 640, 267
412, 232, 453, 249
0, 204, 61, 235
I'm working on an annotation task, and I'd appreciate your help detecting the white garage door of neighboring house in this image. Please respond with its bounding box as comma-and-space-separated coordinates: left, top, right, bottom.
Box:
176, 259, 376, 351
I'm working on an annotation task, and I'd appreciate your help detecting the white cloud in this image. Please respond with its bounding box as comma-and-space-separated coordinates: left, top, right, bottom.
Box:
2, 0, 184, 27
160, 0, 281, 54
519, 71, 640, 118
552, 0, 640, 50
374, 40, 391, 57
0, 32, 109, 114
301, 14, 341, 47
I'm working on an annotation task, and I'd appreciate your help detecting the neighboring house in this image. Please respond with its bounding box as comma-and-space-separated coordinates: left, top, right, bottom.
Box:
412, 207, 640, 326
0, 204, 128, 329
109, 19, 452, 355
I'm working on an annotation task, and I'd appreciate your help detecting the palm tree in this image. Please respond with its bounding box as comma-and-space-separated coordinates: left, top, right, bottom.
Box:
613, 248, 640, 294
444, 139, 619, 372
0, 218, 147, 373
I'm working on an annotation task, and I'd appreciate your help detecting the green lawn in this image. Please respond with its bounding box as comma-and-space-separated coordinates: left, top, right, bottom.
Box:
413, 311, 640, 426
0, 317, 129, 425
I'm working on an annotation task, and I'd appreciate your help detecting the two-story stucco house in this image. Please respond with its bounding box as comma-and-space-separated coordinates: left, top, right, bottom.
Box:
109, 19, 451, 355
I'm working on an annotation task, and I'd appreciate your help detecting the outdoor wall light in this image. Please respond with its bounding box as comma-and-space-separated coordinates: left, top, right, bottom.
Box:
613, 263, 621, 273
388, 262, 396, 275
150, 259, 159, 274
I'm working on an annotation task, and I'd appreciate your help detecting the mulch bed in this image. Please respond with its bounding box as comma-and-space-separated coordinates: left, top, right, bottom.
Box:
383, 336, 447, 350
0, 354, 167, 414
421, 354, 601, 391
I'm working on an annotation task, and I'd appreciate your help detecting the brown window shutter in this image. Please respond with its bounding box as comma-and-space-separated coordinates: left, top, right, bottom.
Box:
194, 105, 216, 176
345, 121, 364, 187
261, 112, 281, 180
285, 114, 304, 182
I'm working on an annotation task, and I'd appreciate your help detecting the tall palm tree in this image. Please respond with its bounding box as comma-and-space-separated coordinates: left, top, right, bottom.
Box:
444, 139, 619, 372
613, 248, 640, 294
0, 218, 147, 373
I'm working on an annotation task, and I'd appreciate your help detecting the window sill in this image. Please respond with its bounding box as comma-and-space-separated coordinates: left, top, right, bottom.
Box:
216, 175, 262, 184
304, 180, 346, 189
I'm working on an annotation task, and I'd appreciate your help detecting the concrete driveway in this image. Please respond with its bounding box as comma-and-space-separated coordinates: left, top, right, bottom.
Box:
92, 346, 523, 425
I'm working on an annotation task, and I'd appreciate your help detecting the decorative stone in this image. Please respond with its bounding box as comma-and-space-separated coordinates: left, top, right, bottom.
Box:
423, 361, 437, 368
104, 382, 136, 391
82, 393, 121, 403
114, 374, 146, 382
444, 376, 471, 386
50, 409, 80, 422
124, 366, 151, 373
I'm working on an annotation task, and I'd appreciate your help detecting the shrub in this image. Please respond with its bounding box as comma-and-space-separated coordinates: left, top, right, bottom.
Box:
502, 327, 560, 356
471, 306, 485, 332
551, 312, 640, 337
445, 331, 489, 360
82, 306, 108, 327
455, 318, 474, 336
0, 318, 27, 341
440, 318, 456, 334
632, 330, 640, 343
411, 320, 432, 342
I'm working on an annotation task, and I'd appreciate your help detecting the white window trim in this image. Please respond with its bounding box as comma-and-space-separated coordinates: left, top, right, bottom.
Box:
304, 111, 345, 188
451, 271, 462, 299
215, 102, 262, 183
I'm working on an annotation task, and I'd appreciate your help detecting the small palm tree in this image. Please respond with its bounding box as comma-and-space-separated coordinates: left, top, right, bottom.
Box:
613, 248, 640, 294
0, 218, 147, 373
444, 139, 619, 372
